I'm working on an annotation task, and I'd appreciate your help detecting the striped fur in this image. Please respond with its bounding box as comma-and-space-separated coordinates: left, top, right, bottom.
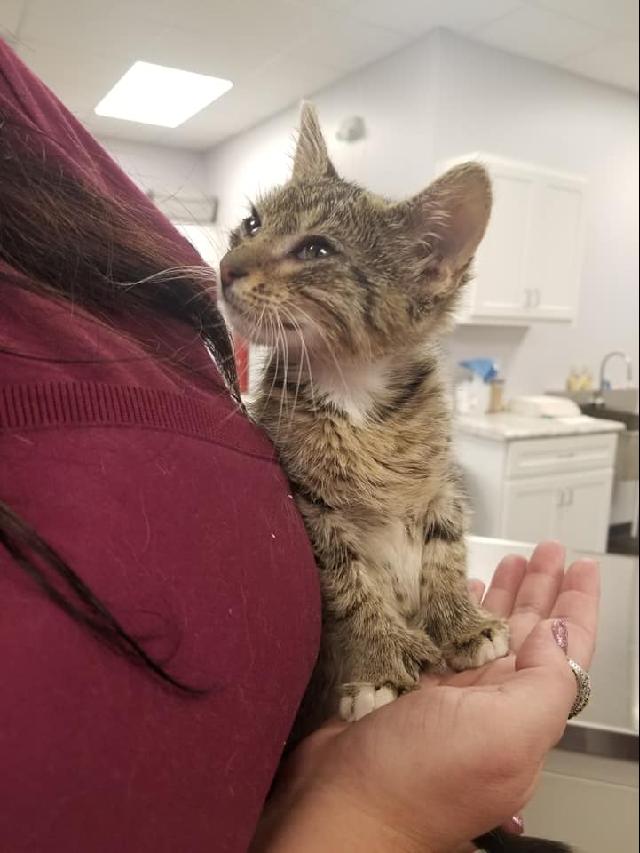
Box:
220, 104, 508, 736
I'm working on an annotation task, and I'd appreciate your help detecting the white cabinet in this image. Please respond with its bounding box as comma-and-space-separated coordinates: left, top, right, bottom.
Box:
457, 431, 617, 553
503, 469, 615, 553
555, 469, 616, 553
528, 175, 584, 321
503, 475, 563, 543
437, 153, 586, 325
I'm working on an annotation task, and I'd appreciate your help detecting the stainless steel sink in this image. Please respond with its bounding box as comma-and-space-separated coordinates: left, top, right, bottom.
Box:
581, 403, 639, 432
549, 388, 637, 422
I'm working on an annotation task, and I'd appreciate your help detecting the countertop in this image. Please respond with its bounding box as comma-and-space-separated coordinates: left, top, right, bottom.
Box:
467, 536, 638, 761
456, 411, 625, 441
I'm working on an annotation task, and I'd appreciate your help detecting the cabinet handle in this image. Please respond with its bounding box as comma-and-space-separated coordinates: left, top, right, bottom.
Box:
565, 488, 573, 506
524, 289, 531, 309
556, 489, 565, 507
533, 289, 541, 308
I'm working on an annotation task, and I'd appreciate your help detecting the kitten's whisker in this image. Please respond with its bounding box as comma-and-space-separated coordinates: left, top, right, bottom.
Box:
281, 303, 317, 412
262, 313, 282, 419
279, 306, 306, 423
257, 314, 277, 399
292, 303, 348, 397
293, 321, 311, 417
280, 314, 292, 422
216, 306, 269, 427
275, 315, 289, 436
255, 303, 267, 340
301, 341, 316, 411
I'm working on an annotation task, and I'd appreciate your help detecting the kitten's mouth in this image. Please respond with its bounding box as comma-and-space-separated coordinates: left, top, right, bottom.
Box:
220, 295, 307, 349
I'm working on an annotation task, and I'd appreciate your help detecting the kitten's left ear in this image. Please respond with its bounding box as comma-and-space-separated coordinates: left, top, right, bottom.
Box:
398, 162, 492, 277
292, 102, 337, 181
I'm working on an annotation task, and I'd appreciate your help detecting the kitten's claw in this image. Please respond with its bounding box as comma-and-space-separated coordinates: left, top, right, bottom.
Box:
339, 682, 398, 721
339, 682, 374, 720
445, 619, 510, 672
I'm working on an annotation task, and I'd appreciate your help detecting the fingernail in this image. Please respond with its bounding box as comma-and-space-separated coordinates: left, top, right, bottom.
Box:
552, 617, 568, 652
510, 815, 524, 834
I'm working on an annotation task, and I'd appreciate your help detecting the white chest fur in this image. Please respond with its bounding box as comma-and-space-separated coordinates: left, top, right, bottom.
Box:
312, 358, 390, 425
361, 520, 423, 618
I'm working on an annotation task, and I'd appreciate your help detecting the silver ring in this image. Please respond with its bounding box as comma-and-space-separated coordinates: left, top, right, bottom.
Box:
567, 658, 591, 719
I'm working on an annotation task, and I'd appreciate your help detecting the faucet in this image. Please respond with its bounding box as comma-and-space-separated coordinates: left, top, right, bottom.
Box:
598, 351, 633, 399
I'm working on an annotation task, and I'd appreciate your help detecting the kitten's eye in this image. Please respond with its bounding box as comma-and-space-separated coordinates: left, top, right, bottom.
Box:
242, 211, 261, 237
294, 237, 335, 261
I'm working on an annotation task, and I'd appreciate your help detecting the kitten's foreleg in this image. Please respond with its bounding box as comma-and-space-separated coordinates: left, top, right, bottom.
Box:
307, 516, 444, 721
420, 505, 509, 670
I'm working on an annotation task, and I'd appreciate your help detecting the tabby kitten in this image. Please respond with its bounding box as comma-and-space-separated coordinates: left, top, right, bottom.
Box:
220, 104, 569, 853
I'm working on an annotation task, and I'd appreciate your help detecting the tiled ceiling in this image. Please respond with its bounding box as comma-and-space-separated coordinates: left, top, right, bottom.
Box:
1, 0, 637, 150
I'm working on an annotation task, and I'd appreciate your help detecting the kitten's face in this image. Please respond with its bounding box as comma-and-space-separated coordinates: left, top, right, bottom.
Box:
219, 105, 491, 363
220, 177, 412, 359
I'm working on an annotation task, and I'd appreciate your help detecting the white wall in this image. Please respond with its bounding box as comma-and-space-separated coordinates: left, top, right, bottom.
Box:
100, 137, 208, 200
99, 138, 220, 261
433, 32, 639, 396
205, 29, 639, 397
206, 32, 441, 255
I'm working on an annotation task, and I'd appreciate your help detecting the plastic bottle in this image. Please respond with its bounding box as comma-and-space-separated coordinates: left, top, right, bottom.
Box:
457, 359, 499, 414
566, 367, 581, 392
580, 367, 594, 391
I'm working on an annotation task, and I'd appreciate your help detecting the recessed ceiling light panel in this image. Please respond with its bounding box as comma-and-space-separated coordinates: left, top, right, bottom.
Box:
95, 61, 233, 128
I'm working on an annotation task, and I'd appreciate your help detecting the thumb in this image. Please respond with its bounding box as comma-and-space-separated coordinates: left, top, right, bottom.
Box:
501, 618, 577, 751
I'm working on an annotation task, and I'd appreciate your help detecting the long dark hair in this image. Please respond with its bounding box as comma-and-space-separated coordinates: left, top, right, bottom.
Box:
0, 113, 239, 692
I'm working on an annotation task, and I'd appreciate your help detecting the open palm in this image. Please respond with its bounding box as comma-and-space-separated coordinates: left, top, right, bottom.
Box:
259, 542, 599, 852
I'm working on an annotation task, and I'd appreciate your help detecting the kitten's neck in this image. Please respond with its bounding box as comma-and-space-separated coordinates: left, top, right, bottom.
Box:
311, 356, 392, 426
263, 342, 442, 427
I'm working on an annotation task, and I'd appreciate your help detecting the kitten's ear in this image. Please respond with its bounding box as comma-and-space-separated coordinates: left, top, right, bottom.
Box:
292, 102, 337, 181
399, 163, 492, 276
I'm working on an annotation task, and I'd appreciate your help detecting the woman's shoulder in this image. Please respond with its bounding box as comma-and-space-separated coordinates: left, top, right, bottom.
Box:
0, 274, 275, 461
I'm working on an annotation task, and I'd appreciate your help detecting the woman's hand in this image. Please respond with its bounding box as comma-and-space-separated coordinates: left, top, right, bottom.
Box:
254, 542, 599, 853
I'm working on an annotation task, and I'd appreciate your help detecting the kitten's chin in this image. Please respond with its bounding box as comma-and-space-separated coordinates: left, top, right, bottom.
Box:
217, 299, 260, 344
218, 299, 307, 350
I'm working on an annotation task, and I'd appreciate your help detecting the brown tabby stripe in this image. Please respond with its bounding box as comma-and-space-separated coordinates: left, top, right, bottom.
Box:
373, 362, 435, 421
423, 517, 463, 543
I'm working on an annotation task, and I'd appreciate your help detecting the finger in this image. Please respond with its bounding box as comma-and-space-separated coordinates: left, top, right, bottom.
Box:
508, 542, 566, 651
468, 579, 486, 605
550, 558, 600, 669
482, 555, 528, 618
501, 618, 577, 751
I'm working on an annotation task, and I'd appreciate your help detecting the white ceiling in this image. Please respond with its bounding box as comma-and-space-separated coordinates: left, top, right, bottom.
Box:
1, 0, 637, 151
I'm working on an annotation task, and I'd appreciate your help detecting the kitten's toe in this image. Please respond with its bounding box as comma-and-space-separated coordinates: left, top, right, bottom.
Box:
373, 685, 398, 709
445, 619, 510, 672
338, 682, 399, 720
406, 629, 446, 672
339, 682, 376, 721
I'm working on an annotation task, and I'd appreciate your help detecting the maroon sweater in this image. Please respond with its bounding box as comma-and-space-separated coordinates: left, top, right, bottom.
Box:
0, 40, 320, 853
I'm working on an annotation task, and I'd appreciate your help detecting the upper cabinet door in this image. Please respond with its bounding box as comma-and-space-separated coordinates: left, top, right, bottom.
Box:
525, 174, 586, 321
438, 154, 586, 325
555, 468, 614, 554
468, 163, 536, 319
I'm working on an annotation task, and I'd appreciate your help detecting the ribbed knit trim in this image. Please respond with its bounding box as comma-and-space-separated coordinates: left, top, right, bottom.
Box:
0, 381, 276, 460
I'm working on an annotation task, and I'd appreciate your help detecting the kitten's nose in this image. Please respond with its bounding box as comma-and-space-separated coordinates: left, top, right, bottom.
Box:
219, 256, 248, 296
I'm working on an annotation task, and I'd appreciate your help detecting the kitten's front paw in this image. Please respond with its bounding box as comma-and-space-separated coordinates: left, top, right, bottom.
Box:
338, 683, 398, 722
444, 617, 510, 672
